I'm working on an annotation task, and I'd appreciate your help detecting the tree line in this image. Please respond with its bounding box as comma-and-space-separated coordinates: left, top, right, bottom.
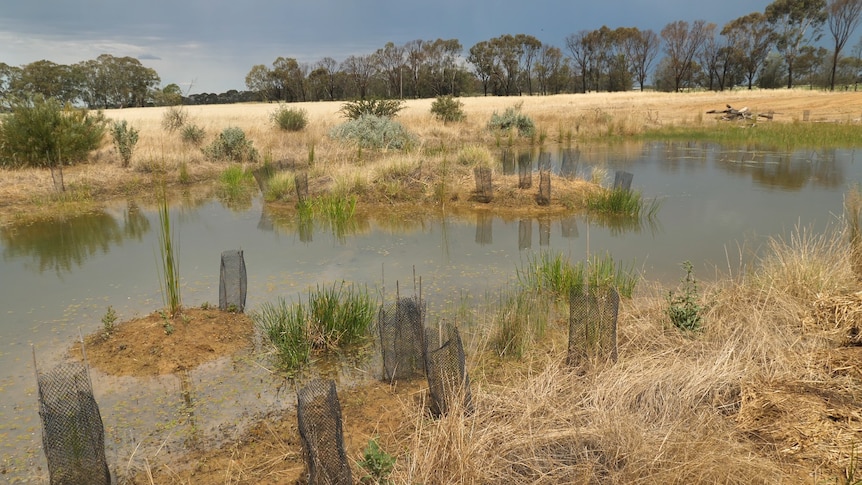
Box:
2, 0, 861, 108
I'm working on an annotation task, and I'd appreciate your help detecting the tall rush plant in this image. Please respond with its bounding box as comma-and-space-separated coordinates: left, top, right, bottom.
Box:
157, 190, 182, 315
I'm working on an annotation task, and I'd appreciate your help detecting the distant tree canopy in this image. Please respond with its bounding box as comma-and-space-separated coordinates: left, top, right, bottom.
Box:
4, 0, 862, 109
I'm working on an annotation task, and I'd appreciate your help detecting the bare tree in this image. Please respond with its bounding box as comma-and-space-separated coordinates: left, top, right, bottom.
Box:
827, 0, 862, 89
722, 12, 774, 89
340, 54, 377, 99
374, 42, 406, 98
766, 0, 827, 88
622, 27, 660, 91
661, 20, 710, 92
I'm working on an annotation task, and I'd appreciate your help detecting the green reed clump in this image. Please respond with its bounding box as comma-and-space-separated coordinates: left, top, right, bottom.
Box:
217, 164, 256, 200
517, 251, 638, 298
263, 172, 295, 202
491, 289, 551, 359
255, 282, 375, 371
156, 192, 181, 315
586, 187, 660, 218
253, 297, 310, 371
307, 281, 376, 348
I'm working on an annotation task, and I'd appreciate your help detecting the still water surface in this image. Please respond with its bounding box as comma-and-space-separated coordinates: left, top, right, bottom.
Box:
0, 141, 857, 480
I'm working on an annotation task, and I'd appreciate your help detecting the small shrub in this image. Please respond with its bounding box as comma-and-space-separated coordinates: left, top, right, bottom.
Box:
430, 95, 466, 123
203, 127, 259, 162
101, 305, 118, 338
329, 114, 415, 150
358, 438, 396, 484
666, 261, 702, 332
181, 124, 206, 146
0, 95, 107, 169
488, 103, 535, 137
339, 98, 404, 120
162, 105, 188, 133
271, 105, 308, 131
110, 120, 139, 167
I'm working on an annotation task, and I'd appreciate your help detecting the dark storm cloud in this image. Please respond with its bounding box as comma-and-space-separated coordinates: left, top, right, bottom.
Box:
1, 0, 773, 93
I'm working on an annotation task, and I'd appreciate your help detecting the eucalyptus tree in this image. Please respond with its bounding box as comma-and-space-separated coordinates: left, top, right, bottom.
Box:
566, 28, 608, 92
0, 62, 21, 107
765, 0, 827, 88
467, 40, 498, 96
533, 44, 568, 95
515, 34, 542, 95
340, 54, 377, 99
697, 23, 728, 90
310, 57, 339, 101
245, 64, 276, 101
374, 42, 406, 98
826, 0, 862, 89
271, 57, 307, 102
621, 27, 660, 91
13, 60, 80, 104
423, 38, 463, 96
722, 12, 774, 89
661, 19, 710, 92
403, 39, 428, 98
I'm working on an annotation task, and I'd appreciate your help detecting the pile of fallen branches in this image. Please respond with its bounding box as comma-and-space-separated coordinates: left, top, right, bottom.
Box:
707, 104, 775, 121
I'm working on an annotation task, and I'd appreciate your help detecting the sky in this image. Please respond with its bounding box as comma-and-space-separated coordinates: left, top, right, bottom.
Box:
1, 1, 774, 94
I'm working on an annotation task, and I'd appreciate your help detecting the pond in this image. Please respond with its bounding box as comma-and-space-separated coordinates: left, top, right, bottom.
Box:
0, 140, 857, 480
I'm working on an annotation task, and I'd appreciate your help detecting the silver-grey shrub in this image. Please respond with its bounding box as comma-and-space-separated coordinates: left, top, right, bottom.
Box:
203, 126, 259, 162
329, 114, 415, 150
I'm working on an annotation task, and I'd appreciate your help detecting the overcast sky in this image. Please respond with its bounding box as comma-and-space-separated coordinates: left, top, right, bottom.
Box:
1, 1, 774, 94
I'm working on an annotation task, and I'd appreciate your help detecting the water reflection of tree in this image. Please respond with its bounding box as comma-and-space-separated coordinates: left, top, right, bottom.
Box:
1, 203, 150, 274
719, 148, 844, 191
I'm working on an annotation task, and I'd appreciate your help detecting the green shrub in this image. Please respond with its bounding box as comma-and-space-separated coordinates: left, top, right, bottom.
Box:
666, 261, 702, 332
329, 114, 415, 150
0, 95, 106, 169
339, 98, 405, 120
271, 105, 308, 131
203, 127, 259, 162
181, 124, 205, 145
162, 105, 187, 133
110, 120, 139, 167
488, 103, 535, 137
430, 95, 466, 123
359, 438, 396, 484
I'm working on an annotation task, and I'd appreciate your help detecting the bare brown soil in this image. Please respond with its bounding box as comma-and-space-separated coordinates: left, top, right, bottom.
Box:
72, 307, 254, 377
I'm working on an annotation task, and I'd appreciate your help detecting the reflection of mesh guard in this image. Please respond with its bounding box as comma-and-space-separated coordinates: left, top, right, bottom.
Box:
379, 297, 426, 381
219, 249, 247, 312
518, 152, 532, 189
473, 167, 493, 202
37, 362, 110, 485
297, 379, 352, 485
537, 171, 551, 206
567, 287, 620, 366
425, 326, 473, 416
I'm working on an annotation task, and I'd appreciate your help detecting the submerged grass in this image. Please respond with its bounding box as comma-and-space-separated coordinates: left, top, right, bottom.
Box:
641, 120, 862, 149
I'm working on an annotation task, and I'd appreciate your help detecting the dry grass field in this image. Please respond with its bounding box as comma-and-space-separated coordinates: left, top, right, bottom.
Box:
2, 88, 861, 226
6, 90, 862, 483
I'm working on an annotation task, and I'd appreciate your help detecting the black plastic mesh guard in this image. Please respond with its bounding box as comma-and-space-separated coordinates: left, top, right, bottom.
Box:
567, 287, 620, 366
297, 379, 352, 485
37, 362, 110, 485
379, 296, 426, 381
425, 326, 474, 417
